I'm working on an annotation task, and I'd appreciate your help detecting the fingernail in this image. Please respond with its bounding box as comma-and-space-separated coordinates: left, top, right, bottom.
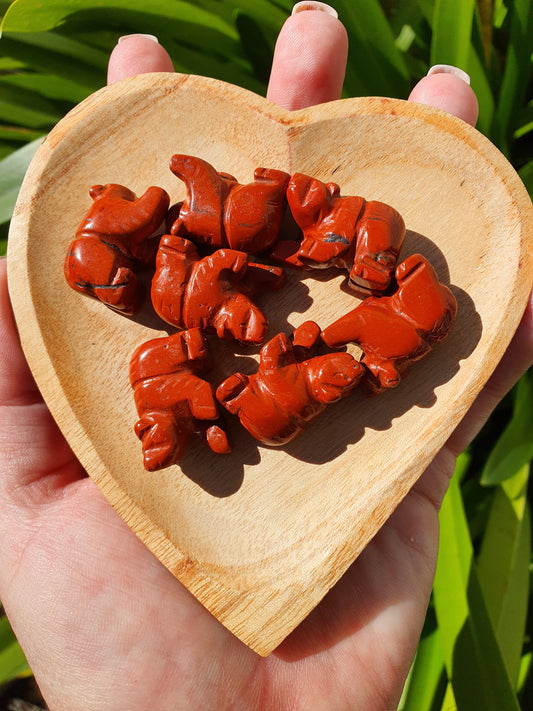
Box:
427, 64, 471, 86
292, 2, 338, 18
118, 34, 159, 44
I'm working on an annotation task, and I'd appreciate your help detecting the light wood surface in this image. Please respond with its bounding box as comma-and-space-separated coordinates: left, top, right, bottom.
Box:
7, 73, 533, 656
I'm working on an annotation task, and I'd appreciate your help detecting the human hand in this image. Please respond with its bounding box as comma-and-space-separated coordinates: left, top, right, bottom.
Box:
1, 4, 531, 711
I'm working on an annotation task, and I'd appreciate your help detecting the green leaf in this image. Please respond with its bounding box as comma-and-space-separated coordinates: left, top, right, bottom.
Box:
211, 0, 289, 30
430, 0, 475, 71
0, 32, 108, 91
454, 449, 472, 484
0, 615, 31, 684
466, 43, 494, 138
0, 77, 65, 129
477, 465, 531, 686
1, 0, 235, 39
234, 9, 273, 86
481, 375, 533, 486
332, 0, 411, 98
492, 0, 533, 155
400, 623, 446, 711
1, 2, 264, 92
0, 1, 243, 76
0, 136, 43, 226
433, 473, 522, 710
0, 71, 92, 104
518, 651, 532, 693
518, 160, 533, 197
440, 682, 458, 710
0, 125, 43, 142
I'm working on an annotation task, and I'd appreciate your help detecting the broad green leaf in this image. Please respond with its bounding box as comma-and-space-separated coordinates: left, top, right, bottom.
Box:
0, 33, 107, 91
493, 0, 509, 28
0, 125, 43, 142
149, 36, 261, 94
400, 623, 446, 711
0, 71, 92, 104
430, 0, 475, 71
1, 27, 109, 69
518, 651, 532, 693
0, 144, 15, 160
212, 0, 289, 30
481, 375, 533, 486
0, 98, 58, 129
477, 465, 531, 686
466, 43, 494, 138
330, 0, 411, 98
515, 119, 533, 141
1, 4, 261, 91
234, 10, 273, 86
1, 1, 243, 74
383, 0, 433, 36
0, 136, 43, 225
441, 682, 457, 711
492, 0, 533, 155
0, 55, 24, 69
1, 0, 235, 39
433, 474, 521, 710
0, 78, 65, 123
454, 449, 472, 484
0, 615, 31, 684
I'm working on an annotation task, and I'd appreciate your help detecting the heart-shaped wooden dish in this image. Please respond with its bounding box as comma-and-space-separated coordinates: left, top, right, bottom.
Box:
7, 73, 533, 655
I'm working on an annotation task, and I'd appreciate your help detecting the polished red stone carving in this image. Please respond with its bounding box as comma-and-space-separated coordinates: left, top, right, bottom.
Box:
129, 328, 230, 471
151, 233, 285, 344
271, 173, 405, 297
168, 154, 290, 253
64, 184, 170, 314
321, 254, 457, 394
216, 321, 364, 446
65, 162, 458, 465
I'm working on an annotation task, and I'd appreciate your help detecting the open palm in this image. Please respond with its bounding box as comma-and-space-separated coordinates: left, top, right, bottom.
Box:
1, 7, 531, 711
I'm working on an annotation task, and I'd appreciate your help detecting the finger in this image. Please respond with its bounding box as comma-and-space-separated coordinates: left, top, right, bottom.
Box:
266, 2, 348, 110
0, 258, 40, 406
0, 259, 85, 505
408, 65, 479, 127
107, 34, 174, 85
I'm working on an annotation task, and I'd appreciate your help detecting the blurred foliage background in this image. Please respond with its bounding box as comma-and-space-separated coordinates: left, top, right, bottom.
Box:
0, 1, 531, 709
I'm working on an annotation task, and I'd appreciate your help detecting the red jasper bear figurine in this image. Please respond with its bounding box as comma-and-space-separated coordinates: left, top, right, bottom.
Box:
216, 321, 364, 446
151, 233, 285, 344
64, 183, 170, 314
129, 328, 230, 471
168, 154, 290, 254
272, 173, 405, 297
321, 254, 457, 394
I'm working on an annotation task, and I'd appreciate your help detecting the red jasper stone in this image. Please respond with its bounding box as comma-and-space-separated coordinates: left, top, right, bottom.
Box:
272, 173, 405, 297
64, 184, 169, 314
151, 233, 284, 345
129, 328, 230, 471
169, 154, 290, 253
216, 321, 363, 446
321, 254, 457, 394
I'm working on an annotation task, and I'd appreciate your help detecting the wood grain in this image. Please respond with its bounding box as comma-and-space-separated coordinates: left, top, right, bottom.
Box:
7, 73, 533, 655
